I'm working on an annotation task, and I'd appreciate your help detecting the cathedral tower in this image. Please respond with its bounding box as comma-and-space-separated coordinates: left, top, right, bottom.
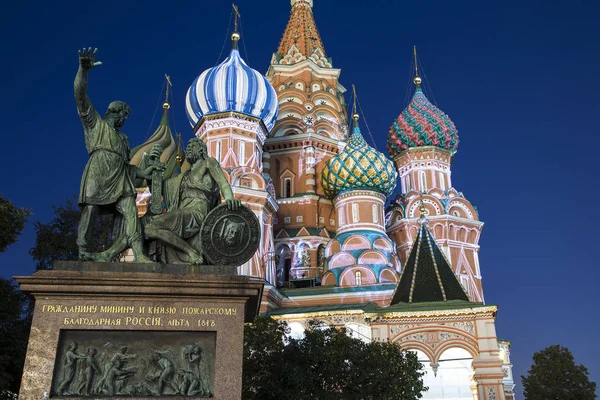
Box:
386, 50, 485, 302
320, 91, 400, 288
265, 0, 349, 286
185, 19, 280, 282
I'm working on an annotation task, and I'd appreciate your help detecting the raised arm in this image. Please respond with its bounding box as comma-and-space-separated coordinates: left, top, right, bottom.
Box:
74, 48, 102, 122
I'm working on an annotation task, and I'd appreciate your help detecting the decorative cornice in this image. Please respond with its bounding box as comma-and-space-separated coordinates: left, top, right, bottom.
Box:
368, 305, 497, 319
194, 113, 268, 144
334, 189, 386, 203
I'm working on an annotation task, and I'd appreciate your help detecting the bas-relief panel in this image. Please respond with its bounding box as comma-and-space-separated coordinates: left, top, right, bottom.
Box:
51, 330, 215, 397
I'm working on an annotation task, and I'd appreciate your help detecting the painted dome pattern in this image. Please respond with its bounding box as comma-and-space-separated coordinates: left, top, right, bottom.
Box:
387, 88, 459, 158
322, 124, 396, 200
185, 48, 279, 130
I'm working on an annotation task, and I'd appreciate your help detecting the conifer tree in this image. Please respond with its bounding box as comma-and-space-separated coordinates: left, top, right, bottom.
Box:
521, 345, 596, 400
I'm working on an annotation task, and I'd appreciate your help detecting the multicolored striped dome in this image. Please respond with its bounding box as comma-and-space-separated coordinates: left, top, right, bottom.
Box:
387, 87, 459, 158
185, 45, 279, 131
322, 117, 396, 200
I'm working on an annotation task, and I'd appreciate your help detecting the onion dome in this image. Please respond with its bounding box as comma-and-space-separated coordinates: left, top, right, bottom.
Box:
185, 31, 279, 131
130, 99, 184, 180
387, 75, 459, 159
322, 101, 396, 200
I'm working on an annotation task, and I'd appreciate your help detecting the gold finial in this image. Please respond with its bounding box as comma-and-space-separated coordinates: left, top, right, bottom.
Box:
351, 84, 359, 122
163, 74, 172, 109
175, 133, 184, 164
413, 46, 422, 87
231, 4, 241, 42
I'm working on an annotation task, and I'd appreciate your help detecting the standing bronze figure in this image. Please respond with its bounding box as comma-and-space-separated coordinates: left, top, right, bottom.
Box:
74, 48, 159, 263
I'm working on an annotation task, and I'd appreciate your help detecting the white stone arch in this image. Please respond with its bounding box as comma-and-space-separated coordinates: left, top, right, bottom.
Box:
391, 327, 478, 355
400, 342, 435, 363
426, 347, 475, 400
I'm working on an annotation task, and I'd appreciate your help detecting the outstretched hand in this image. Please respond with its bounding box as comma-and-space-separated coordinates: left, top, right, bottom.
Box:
78, 47, 102, 70
226, 199, 241, 211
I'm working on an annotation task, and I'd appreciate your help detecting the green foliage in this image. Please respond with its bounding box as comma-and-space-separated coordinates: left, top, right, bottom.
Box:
521, 344, 597, 400
29, 197, 113, 270
0, 194, 31, 253
0, 278, 31, 395
243, 316, 425, 400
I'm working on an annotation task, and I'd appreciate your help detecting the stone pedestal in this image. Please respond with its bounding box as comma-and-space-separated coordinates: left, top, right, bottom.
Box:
15, 261, 264, 400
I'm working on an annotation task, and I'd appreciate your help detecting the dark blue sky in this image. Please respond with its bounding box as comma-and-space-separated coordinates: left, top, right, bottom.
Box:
1, 0, 598, 396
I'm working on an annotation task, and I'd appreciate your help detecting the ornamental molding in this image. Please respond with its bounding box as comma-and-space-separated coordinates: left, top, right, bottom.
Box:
368, 305, 497, 319
486, 386, 498, 400
334, 190, 386, 203
393, 329, 476, 352
267, 60, 342, 80
390, 322, 475, 339
269, 309, 366, 321
392, 146, 455, 164
195, 114, 267, 143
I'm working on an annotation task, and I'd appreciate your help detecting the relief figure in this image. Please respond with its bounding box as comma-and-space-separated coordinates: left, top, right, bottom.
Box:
57, 342, 86, 395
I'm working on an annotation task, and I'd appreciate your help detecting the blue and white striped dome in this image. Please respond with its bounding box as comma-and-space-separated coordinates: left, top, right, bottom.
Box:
185, 48, 279, 131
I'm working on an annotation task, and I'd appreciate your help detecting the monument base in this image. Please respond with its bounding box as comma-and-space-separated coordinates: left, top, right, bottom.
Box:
15, 261, 264, 400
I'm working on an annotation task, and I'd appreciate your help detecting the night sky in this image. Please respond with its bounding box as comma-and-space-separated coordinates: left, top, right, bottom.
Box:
1, 0, 598, 397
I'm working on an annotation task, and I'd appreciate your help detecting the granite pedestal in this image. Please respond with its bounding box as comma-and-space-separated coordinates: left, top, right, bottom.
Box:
15, 261, 264, 400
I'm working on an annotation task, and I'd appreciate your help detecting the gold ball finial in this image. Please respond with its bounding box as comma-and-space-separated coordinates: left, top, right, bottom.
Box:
176, 154, 183, 164
414, 76, 422, 86
162, 101, 170, 109
352, 112, 360, 122
231, 32, 240, 41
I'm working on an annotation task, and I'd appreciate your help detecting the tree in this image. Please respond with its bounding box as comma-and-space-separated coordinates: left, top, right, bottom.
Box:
0, 278, 31, 396
243, 316, 425, 400
521, 344, 597, 400
0, 194, 31, 253
29, 197, 113, 270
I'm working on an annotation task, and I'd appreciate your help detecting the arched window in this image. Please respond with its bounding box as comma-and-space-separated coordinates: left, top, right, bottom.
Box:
421, 171, 427, 191
355, 271, 362, 286
352, 203, 359, 223
216, 140, 222, 163
372, 204, 378, 224
439, 171, 445, 190
283, 178, 292, 198
405, 174, 411, 192
238, 141, 246, 166
413, 348, 474, 400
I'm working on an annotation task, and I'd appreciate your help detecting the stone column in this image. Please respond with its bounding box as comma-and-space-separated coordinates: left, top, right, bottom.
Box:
473, 317, 507, 400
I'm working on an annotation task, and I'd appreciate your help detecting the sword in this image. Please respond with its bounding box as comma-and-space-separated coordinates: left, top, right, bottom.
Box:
148, 144, 165, 215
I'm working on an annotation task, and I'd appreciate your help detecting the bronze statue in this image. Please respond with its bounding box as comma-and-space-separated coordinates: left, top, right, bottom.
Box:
74, 48, 160, 263
144, 138, 241, 264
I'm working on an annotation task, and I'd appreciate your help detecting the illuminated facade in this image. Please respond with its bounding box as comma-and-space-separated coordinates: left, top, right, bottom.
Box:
132, 0, 515, 398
